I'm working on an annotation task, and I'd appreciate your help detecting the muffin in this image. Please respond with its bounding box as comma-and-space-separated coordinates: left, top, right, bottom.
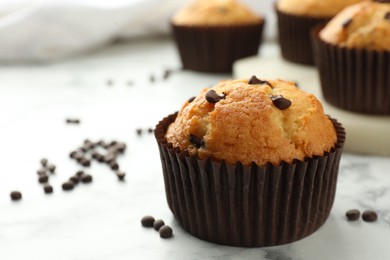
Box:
313, 0, 390, 114
275, 0, 363, 65
155, 76, 345, 247
171, 0, 265, 73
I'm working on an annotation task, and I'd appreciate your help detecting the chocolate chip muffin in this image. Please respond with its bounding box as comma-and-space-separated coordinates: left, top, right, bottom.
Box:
313, 0, 390, 114
275, 0, 363, 65
155, 76, 345, 247
171, 0, 265, 72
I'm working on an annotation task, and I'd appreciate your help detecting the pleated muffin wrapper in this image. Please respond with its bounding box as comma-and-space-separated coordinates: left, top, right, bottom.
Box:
155, 113, 346, 247
171, 20, 264, 73
312, 26, 390, 115
276, 6, 330, 66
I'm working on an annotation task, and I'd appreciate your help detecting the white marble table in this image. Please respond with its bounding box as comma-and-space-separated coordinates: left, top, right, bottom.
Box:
0, 37, 389, 260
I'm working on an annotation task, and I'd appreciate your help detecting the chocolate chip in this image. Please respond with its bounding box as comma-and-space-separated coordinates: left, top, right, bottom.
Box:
40, 158, 48, 167
43, 184, 53, 194
205, 90, 226, 104
110, 141, 118, 147
248, 76, 273, 88
110, 161, 119, 170
81, 174, 93, 183
385, 12, 390, 20
362, 210, 378, 222
47, 164, 56, 173
38, 175, 49, 184
70, 151, 84, 160
136, 128, 143, 135
69, 151, 78, 159
62, 181, 74, 191
76, 170, 85, 177
69, 176, 80, 184
270, 95, 292, 110
346, 209, 360, 221
148, 128, 153, 134
153, 219, 165, 231
188, 96, 196, 103
342, 18, 352, 28
10, 191, 22, 201
116, 171, 126, 181
163, 69, 172, 80
66, 118, 80, 124
104, 154, 116, 164
141, 215, 155, 227
115, 143, 126, 153
159, 225, 173, 238
189, 134, 204, 149
37, 169, 46, 176
80, 158, 91, 167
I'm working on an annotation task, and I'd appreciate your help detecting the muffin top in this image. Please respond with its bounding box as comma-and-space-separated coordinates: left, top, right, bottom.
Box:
171, 0, 262, 26
165, 77, 337, 166
319, 1, 390, 51
277, 0, 363, 18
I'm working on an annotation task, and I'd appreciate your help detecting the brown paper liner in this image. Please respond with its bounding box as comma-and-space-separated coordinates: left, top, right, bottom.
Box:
171, 20, 264, 73
155, 113, 345, 247
276, 7, 330, 66
312, 27, 390, 115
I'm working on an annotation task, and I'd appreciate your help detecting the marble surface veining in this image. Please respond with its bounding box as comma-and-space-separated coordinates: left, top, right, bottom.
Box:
0, 37, 389, 260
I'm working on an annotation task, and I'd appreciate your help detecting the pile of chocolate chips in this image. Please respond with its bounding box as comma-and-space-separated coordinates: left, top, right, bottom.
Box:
141, 215, 173, 239
346, 209, 378, 222
37, 158, 56, 194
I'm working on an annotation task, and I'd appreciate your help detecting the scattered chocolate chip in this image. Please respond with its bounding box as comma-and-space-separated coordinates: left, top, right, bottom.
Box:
136, 128, 143, 135
96, 154, 105, 163
362, 210, 378, 222
294, 81, 300, 88
81, 174, 93, 183
40, 158, 48, 167
159, 225, 173, 238
205, 90, 226, 104
385, 12, 390, 20
69, 176, 80, 184
110, 161, 119, 170
104, 154, 116, 164
10, 191, 22, 201
76, 170, 85, 177
163, 69, 172, 80
66, 118, 80, 124
62, 181, 74, 191
69, 151, 77, 159
37, 169, 46, 176
346, 209, 360, 221
248, 76, 273, 88
70, 151, 84, 160
115, 143, 126, 153
153, 219, 165, 231
141, 215, 155, 227
116, 171, 126, 181
189, 134, 204, 149
270, 95, 292, 110
342, 18, 352, 28
80, 158, 91, 167
47, 164, 56, 173
148, 128, 153, 134
38, 175, 49, 184
43, 184, 53, 194
188, 96, 196, 103
97, 140, 106, 146
110, 141, 118, 147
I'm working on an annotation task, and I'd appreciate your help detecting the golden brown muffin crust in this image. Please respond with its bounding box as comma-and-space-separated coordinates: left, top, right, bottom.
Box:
166, 78, 337, 166
277, 0, 363, 17
320, 1, 390, 51
171, 0, 262, 26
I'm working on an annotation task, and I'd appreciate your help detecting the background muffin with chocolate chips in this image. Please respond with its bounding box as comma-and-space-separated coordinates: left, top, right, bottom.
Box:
171, 0, 265, 72
313, 0, 390, 114
155, 76, 345, 247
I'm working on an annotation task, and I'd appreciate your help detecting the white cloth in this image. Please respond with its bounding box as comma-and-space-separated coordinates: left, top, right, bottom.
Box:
0, 0, 275, 62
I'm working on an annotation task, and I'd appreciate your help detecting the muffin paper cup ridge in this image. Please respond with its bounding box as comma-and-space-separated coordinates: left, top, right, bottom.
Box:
312, 27, 390, 115
155, 113, 345, 247
276, 7, 329, 66
171, 21, 264, 73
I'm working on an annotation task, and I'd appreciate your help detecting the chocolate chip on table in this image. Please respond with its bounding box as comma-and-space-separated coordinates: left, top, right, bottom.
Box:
110, 161, 119, 170
66, 118, 80, 124
141, 215, 155, 227
270, 95, 292, 110
342, 18, 352, 28
163, 69, 172, 80
47, 164, 56, 173
346, 209, 360, 221
205, 90, 226, 104
62, 181, 74, 191
80, 158, 91, 167
43, 184, 53, 194
69, 176, 80, 184
104, 154, 116, 164
248, 75, 273, 88
40, 158, 48, 167
189, 134, 204, 149
76, 170, 85, 177
148, 128, 153, 134
362, 210, 378, 222
188, 96, 196, 103
81, 174, 93, 183
153, 219, 165, 231
159, 225, 173, 239
38, 175, 49, 184
37, 169, 46, 176
385, 12, 390, 20
115, 143, 126, 153
116, 171, 126, 181
136, 128, 143, 135
10, 191, 22, 201
70, 151, 84, 160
